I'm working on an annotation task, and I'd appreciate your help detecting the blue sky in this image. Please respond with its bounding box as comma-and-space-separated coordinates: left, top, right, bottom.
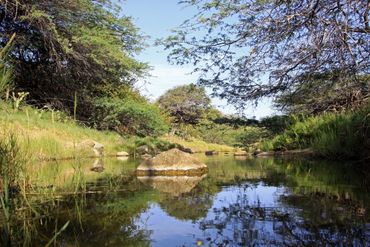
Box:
122, 0, 276, 119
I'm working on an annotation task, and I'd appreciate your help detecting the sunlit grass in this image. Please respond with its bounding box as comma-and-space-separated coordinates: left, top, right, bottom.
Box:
162, 135, 236, 152
0, 101, 125, 160
260, 104, 370, 159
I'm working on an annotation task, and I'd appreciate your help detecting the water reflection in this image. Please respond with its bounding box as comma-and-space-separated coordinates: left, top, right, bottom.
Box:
0, 156, 369, 246
137, 175, 206, 196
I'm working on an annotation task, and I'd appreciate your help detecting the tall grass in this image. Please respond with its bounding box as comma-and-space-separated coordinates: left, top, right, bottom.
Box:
260, 104, 370, 160
0, 34, 15, 99
0, 131, 26, 245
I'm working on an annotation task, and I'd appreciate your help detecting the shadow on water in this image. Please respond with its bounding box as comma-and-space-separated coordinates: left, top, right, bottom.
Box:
0, 155, 369, 246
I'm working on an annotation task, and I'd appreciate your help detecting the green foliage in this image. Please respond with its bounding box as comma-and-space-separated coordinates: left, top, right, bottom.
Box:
157, 84, 211, 125
1, 0, 148, 120
163, 0, 368, 107
174, 118, 267, 148
274, 73, 370, 114
261, 105, 370, 159
0, 132, 25, 189
93, 97, 170, 137
236, 127, 270, 148
133, 137, 179, 155
259, 115, 294, 134
175, 121, 240, 146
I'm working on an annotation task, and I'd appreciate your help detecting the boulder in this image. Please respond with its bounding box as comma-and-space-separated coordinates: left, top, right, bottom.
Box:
137, 145, 150, 155
256, 151, 275, 157
205, 150, 219, 156
178, 146, 194, 154
136, 148, 207, 176
117, 156, 129, 161
234, 151, 248, 156
253, 149, 262, 156
141, 154, 152, 159
116, 151, 129, 157
90, 159, 104, 173
77, 140, 104, 157
279, 148, 314, 156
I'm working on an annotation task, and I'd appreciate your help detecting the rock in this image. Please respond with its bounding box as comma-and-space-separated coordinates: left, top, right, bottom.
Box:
116, 151, 129, 157
136, 148, 207, 176
92, 142, 104, 157
117, 156, 129, 161
141, 154, 152, 159
77, 140, 104, 157
234, 151, 248, 156
90, 159, 104, 173
137, 145, 150, 155
280, 148, 314, 156
256, 151, 275, 157
253, 149, 262, 156
178, 146, 194, 154
205, 150, 219, 156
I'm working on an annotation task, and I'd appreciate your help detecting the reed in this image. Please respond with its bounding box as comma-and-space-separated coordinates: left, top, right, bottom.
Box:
260, 104, 370, 160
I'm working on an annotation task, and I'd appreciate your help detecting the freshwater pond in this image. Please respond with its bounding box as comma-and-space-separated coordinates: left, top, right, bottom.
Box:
1, 155, 370, 246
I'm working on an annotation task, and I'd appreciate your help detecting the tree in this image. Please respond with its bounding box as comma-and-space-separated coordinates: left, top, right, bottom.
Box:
92, 96, 170, 137
157, 84, 211, 124
0, 0, 147, 120
162, 0, 369, 107
274, 74, 370, 114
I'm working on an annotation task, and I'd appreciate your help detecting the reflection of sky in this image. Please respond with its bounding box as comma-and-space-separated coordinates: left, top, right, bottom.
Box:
134, 182, 290, 247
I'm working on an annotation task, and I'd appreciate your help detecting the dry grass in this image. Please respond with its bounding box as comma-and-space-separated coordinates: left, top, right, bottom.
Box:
162, 135, 236, 153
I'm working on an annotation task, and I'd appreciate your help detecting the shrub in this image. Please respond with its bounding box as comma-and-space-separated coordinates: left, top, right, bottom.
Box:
92, 97, 170, 137
260, 104, 370, 159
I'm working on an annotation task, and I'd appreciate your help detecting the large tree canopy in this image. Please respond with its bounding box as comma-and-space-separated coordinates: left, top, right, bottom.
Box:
0, 0, 148, 119
163, 0, 369, 108
157, 84, 211, 124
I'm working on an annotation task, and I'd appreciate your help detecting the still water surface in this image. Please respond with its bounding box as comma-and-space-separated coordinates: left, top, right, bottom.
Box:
2, 155, 370, 246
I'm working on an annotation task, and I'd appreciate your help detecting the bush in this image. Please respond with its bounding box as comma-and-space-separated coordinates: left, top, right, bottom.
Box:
236, 127, 271, 148
260, 104, 370, 159
135, 137, 179, 154
92, 97, 170, 137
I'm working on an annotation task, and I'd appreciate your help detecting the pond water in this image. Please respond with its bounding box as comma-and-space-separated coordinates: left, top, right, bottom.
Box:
1, 155, 370, 246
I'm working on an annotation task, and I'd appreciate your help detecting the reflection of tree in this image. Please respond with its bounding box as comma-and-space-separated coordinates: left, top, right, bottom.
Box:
196, 184, 370, 246
159, 191, 213, 221
0, 176, 156, 246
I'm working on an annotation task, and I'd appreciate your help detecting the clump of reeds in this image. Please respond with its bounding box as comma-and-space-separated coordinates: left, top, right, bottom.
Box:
260, 104, 370, 160
0, 132, 25, 221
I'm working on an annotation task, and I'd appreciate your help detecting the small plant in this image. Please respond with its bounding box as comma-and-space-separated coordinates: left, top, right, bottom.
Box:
11, 92, 29, 111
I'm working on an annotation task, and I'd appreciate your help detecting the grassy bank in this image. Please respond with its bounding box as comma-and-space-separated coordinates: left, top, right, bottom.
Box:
162, 135, 236, 153
0, 102, 125, 160
260, 105, 370, 160
0, 102, 235, 160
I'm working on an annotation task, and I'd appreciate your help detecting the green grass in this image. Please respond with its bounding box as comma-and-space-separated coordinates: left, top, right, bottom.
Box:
0, 101, 126, 160
0, 101, 235, 160
260, 104, 370, 160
